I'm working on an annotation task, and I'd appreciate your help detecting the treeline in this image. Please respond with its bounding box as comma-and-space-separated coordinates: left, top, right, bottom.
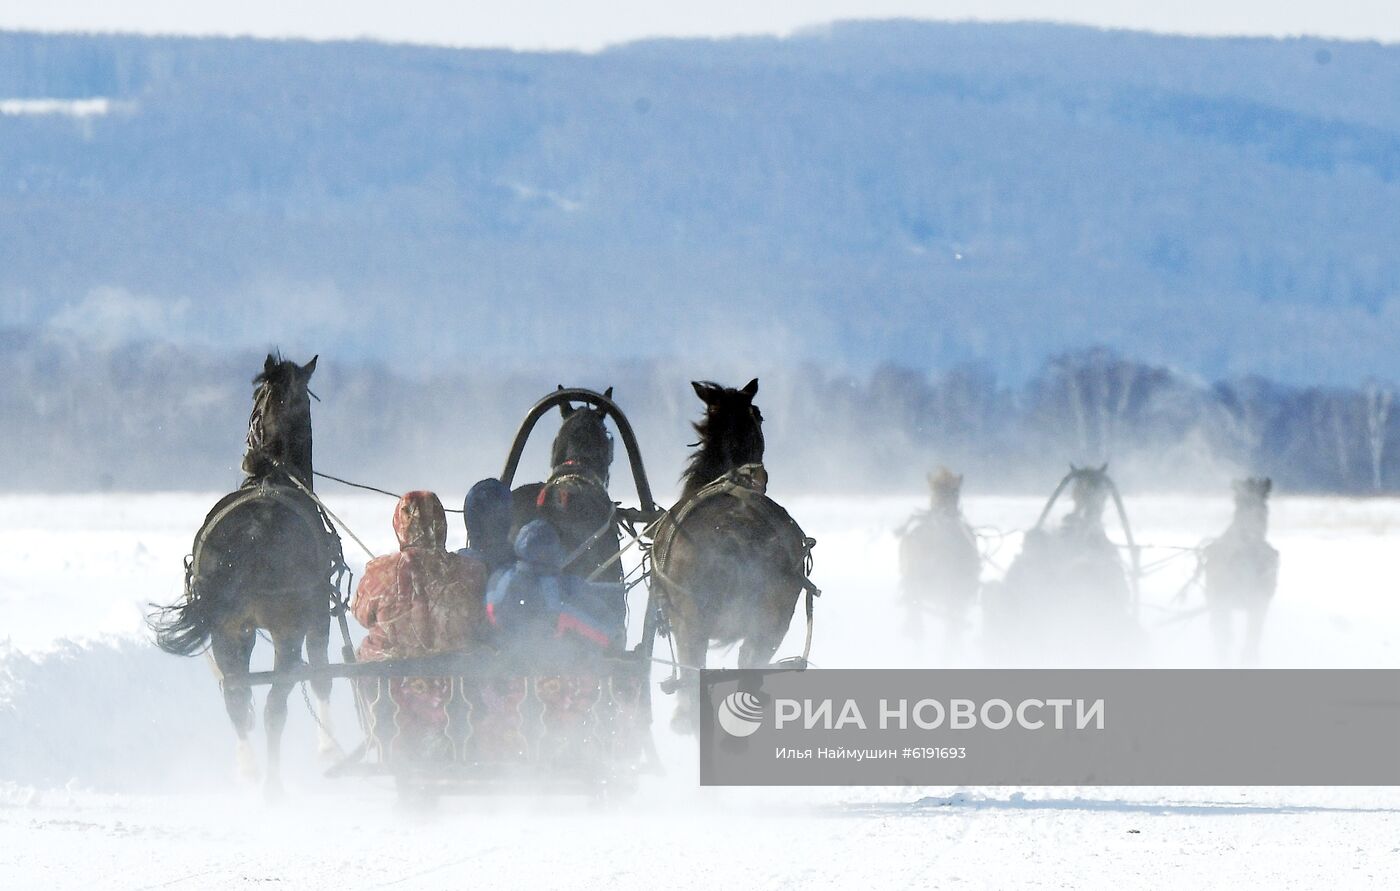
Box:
847, 349, 1398, 494
1, 333, 1396, 496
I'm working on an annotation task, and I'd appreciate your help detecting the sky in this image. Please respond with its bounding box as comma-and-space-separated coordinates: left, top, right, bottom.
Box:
1, 1, 1396, 51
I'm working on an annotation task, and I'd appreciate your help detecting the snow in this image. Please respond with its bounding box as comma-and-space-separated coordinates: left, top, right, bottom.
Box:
2, 491, 1399, 888
0, 98, 113, 117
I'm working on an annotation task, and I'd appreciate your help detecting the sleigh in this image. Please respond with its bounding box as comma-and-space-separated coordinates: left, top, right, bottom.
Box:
222, 388, 667, 802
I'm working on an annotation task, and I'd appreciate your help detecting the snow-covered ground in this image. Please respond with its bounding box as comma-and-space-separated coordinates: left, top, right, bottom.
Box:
2, 491, 1399, 888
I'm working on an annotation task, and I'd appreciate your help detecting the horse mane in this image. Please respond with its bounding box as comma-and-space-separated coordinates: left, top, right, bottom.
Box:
681, 380, 764, 497
243, 353, 315, 486
1227, 477, 1271, 539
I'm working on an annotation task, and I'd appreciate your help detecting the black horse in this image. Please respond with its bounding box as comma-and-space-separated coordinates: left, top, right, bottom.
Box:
510, 386, 623, 583
1203, 478, 1279, 664
650, 379, 814, 732
899, 469, 981, 649
150, 354, 342, 795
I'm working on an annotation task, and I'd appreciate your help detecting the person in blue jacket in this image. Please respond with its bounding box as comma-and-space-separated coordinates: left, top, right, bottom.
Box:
486, 519, 626, 660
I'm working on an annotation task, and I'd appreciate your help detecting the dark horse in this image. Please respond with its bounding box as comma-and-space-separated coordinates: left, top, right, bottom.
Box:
650, 379, 814, 732
898, 469, 981, 649
1203, 478, 1279, 664
985, 464, 1140, 662
149, 354, 342, 795
511, 386, 622, 583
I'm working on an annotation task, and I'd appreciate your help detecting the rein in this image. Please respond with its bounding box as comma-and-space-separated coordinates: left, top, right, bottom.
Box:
560, 502, 619, 573
313, 470, 465, 514
267, 463, 373, 664
274, 466, 375, 562
537, 463, 619, 573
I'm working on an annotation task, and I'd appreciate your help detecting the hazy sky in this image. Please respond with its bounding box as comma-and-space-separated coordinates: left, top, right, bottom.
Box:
2, 1, 1397, 51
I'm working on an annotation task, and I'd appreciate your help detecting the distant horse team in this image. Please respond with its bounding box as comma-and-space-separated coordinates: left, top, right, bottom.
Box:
908, 462, 1278, 666
151, 352, 1281, 788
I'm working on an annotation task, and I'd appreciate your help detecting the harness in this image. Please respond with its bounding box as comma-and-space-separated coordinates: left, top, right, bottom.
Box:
538, 460, 619, 574
650, 463, 820, 666
187, 475, 353, 655
537, 459, 608, 507
1032, 468, 1143, 615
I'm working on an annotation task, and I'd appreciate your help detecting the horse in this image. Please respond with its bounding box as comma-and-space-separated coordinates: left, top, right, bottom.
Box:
1202, 478, 1279, 664
650, 379, 815, 732
510, 386, 622, 583
985, 464, 1140, 663
898, 469, 981, 649
149, 353, 342, 796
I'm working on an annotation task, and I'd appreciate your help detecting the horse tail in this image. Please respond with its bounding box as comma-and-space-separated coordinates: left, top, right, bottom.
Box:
148, 560, 218, 656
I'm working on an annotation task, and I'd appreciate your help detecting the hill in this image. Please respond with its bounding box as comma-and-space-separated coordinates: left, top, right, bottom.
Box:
2, 23, 1399, 383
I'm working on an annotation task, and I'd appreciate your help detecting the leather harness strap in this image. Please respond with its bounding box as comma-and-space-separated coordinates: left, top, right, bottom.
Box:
189, 481, 338, 585
649, 464, 820, 670
652, 465, 816, 590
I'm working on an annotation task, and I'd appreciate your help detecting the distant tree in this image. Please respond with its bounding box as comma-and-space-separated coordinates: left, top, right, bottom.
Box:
1028, 347, 1170, 461
1365, 379, 1394, 492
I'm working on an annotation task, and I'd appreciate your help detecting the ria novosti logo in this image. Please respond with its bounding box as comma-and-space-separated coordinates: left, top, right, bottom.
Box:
716, 691, 1108, 737
717, 691, 766, 737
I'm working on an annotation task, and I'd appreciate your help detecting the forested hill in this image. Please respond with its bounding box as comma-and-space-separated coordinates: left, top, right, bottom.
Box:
2, 23, 1400, 383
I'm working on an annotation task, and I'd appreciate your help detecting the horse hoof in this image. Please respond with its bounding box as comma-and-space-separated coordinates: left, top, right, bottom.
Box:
236, 742, 260, 783
318, 740, 347, 763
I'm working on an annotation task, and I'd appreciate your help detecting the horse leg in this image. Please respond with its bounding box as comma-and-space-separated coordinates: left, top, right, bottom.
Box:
1243, 602, 1269, 666
902, 595, 924, 643
211, 627, 259, 781
943, 601, 966, 661
739, 582, 795, 669
737, 619, 785, 670
668, 610, 707, 735
263, 631, 304, 799
1208, 602, 1232, 665
305, 610, 343, 759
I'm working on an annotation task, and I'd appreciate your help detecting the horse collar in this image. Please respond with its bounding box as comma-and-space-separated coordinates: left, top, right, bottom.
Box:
550, 459, 606, 488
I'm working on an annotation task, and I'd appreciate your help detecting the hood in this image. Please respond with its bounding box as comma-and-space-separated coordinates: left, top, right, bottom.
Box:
464, 477, 512, 551
393, 490, 448, 551
513, 519, 565, 570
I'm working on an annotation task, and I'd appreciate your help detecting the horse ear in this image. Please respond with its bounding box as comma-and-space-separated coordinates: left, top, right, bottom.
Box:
1262, 478, 1273, 496
692, 381, 717, 404
301, 355, 317, 377
559, 401, 576, 419
603, 386, 613, 399
741, 378, 759, 398
264, 354, 277, 375
1069, 463, 1079, 473
1098, 463, 1109, 474
956, 473, 964, 488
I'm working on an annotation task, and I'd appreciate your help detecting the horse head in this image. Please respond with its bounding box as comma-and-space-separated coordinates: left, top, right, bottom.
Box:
928, 468, 964, 514
1066, 462, 1111, 525
1231, 477, 1272, 538
242, 352, 317, 485
551, 385, 615, 486
683, 378, 764, 495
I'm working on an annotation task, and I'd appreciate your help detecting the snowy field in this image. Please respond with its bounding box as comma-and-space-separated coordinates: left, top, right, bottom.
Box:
3, 491, 1399, 888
